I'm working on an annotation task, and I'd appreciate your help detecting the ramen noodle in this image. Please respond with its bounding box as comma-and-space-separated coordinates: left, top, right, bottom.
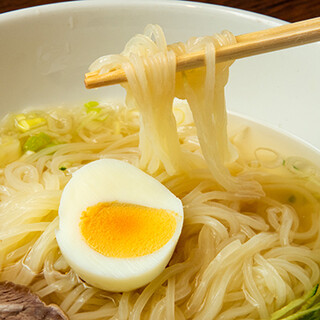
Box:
0, 24, 319, 320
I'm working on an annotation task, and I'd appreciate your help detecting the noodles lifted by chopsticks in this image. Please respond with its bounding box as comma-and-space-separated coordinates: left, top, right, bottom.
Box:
90, 25, 262, 197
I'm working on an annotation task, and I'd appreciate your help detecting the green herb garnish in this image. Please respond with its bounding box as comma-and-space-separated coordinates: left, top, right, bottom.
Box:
84, 101, 101, 113
59, 166, 67, 171
23, 132, 52, 152
15, 114, 46, 132
288, 195, 296, 203
270, 284, 320, 320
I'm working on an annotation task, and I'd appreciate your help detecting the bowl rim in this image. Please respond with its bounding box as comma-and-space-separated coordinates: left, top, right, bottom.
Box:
0, 0, 286, 28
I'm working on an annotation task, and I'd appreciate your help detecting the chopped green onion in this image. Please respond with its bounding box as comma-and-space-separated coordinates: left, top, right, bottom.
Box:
59, 162, 71, 170
23, 132, 52, 152
85, 101, 99, 108
84, 101, 101, 113
288, 195, 296, 203
15, 114, 47, 132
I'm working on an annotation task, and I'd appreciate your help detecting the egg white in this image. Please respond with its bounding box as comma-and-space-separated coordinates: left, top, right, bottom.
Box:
56, 159, 183, 292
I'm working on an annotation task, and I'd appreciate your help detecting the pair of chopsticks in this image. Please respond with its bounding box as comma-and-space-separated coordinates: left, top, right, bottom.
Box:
85, 17, 320, 89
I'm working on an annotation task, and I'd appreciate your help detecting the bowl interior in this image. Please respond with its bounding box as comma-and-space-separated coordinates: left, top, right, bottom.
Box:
0, 0, 319, 153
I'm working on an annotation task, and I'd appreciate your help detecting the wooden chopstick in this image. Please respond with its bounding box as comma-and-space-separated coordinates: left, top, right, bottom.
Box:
85, 17, 320, 89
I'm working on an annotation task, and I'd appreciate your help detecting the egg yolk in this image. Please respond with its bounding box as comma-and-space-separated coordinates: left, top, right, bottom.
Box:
79, 202, 177, 258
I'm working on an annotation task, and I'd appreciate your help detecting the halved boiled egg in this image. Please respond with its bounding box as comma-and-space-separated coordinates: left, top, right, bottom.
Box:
56, 159, 183, 292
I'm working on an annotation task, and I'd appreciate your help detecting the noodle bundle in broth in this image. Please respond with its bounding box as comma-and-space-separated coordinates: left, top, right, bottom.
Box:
0, 24, 319, 320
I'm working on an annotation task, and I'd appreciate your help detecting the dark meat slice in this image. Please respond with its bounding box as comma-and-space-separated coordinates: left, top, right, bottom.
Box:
0, 281, 68, 320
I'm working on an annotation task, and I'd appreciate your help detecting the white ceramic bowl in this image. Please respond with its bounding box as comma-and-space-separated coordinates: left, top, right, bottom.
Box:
0, 0, 319, 161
